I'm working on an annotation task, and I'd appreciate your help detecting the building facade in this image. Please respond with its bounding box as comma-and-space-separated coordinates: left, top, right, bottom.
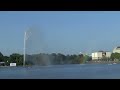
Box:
92, 51, 111, 60
113, 46, 120, 53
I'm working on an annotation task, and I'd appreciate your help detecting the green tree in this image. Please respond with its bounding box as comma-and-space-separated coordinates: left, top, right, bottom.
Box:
4, 56, 10, 66
65, 55, 71, 64
56, 53, 66, 64
0, 52, 4, 62
50, 53, 57, 65
111, 53, 120, 61
10, 53, 23, 66
79, 54, 84, 64
83, 55, 92, 63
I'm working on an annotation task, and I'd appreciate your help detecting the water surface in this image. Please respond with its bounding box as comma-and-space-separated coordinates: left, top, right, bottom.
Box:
0, 64, 120, 79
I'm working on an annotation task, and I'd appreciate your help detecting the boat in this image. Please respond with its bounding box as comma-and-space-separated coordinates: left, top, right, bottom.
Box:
108, 64, 112, 65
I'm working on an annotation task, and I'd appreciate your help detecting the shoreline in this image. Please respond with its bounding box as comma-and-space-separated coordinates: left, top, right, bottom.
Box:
0, 61, 119, 68
85, 61, 120, 64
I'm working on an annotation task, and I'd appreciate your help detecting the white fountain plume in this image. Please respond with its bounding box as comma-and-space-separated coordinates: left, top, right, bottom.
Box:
23, 29, 32, 67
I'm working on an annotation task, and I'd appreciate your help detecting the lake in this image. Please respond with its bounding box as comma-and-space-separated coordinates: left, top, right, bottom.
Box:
0, 64, 120, 79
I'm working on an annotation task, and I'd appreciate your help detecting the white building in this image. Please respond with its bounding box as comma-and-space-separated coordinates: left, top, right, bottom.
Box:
92, 51, 111, 60
113, 46, 120, 53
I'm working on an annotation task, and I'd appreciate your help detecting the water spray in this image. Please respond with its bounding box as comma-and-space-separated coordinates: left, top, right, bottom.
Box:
23, 29, 32, 67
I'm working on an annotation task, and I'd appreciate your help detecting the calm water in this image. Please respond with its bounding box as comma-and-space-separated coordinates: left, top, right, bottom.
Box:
0, 64, 120, 79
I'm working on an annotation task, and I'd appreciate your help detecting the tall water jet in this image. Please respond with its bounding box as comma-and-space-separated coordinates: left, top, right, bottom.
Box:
23, 29, 32, 66
23, 27, 51, 66
23, 31, 26, 67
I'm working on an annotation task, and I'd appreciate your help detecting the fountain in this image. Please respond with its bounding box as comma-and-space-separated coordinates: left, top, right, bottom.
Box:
23, 27, 51, 66
23, 30, 32, 66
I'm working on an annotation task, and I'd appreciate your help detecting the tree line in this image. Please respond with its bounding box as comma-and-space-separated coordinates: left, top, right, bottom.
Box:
0, 52, 92, 66
0, 52, 120, 66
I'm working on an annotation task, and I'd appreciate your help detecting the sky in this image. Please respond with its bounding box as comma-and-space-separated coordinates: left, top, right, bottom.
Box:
0, 11, 120, 56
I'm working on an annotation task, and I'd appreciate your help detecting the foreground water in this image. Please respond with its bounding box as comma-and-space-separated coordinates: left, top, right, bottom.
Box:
0, 64, 120, 79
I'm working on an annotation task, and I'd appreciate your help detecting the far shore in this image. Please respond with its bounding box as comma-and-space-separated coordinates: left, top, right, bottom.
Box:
86, 61, 120, 64
0, 61, 120, 67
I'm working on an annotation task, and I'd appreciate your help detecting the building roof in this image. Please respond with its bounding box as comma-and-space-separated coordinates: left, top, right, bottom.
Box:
98, 51, 110, 52
92, 51, 111, 53
0, 62, 5, 64
113, 46, 120, 50
116, 46, 120, 49
98, 50, 105, 52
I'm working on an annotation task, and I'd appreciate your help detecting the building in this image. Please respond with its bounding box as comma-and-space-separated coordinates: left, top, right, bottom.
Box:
92, 51, 111, 60
0, 62, 5, 66
10, 63, 16, 66
113, 46, 120, 53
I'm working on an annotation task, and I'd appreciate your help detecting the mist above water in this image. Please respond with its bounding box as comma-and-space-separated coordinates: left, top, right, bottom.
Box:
25, 27, 51, 66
